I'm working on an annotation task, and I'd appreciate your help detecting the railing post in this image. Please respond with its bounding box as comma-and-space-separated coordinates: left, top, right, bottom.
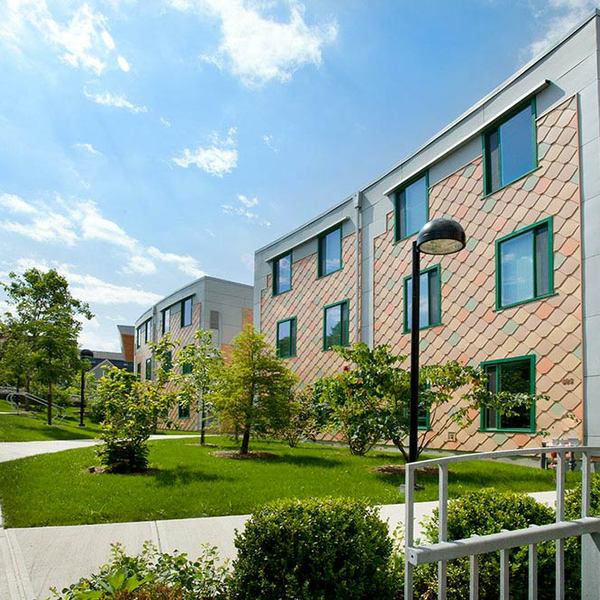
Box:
404, 464, 414, 600
528, 544, 538, 600
500, 548, 509, 600
438, 464, 448, 599
581, 451, 600, 599
556, 451, 565, 600
469, 554, 479, 600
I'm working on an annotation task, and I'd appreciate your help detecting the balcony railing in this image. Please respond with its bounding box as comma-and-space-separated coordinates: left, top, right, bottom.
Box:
403, 445, 600, 599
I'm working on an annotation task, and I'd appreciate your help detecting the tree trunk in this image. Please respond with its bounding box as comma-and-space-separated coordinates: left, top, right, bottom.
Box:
200, 396, 206, 446
240, 426, 251, 455
47, 382, 52, 425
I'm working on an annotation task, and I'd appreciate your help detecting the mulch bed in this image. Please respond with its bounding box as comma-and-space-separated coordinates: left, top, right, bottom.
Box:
373, 464, 441, 476
211, 450, 279, 460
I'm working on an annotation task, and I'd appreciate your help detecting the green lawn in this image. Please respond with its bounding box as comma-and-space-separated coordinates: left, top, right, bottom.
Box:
0, 399, 15, 412
0, 436, 577, 528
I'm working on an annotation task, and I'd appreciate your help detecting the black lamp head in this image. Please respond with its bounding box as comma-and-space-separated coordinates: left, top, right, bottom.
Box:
80, 348, 94, 360
416, 218, 466, 255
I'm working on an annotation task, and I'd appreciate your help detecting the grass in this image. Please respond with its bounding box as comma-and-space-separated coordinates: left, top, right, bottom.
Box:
0, 436, 578, 528
0, 406, 197, 442
0, 399, 15, 412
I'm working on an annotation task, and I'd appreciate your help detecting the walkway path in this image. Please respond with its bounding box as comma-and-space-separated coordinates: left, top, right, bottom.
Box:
0, 435, 200, 464
0, 492, 556, 600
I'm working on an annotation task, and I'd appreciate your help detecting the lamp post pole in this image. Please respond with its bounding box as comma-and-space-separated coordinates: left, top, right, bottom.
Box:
409, 241, 421, 464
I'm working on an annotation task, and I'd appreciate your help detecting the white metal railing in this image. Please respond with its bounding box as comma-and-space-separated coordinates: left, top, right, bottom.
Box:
1, 387, 65, 421
403, 446, 600, 599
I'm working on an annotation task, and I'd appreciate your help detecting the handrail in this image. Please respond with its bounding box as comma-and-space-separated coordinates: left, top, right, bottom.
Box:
403, 445, 600, 599
5, 390, 65, 421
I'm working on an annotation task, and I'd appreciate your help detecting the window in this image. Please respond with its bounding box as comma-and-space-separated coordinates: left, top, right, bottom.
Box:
323, 300, 349, 350
181, 297, 193, 327
136, 326, 142, 348
496, 218, 553, 309
182, 362, 193, 375
163, 351, 173, 372
162, 307, 170, 335
210, 310, 220, 330
318, 226, 342, 277
144, 319, 152, 344
273, 252, 292, 295
178, 402, 190, 419
481, 356, 535, 432
145, 358, 152, 381
136, 363, 141, 377
395, 173, 428, 241
276, 318, 297, 358
484, 101, 536, 194
404, 265, 442, 332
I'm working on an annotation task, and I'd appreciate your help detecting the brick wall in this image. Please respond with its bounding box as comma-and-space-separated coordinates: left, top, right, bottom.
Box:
373, 95, 583, 452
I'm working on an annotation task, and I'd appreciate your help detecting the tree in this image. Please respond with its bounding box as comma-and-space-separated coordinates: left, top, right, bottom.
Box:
209, 324, 297, 455
315, 342, 534, 459
0, 268, 92, 424
174, 330, 222, 445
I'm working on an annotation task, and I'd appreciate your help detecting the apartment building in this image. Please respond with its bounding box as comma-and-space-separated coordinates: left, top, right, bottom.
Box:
134, 276, 253, 430
254, 11, 600, 452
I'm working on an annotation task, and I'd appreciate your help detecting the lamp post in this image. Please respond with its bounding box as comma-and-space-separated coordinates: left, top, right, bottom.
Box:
79, 349, 93, 427
409, 218, 466, 463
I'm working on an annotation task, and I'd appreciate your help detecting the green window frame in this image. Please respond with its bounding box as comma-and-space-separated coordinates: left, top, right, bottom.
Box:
403, 264, 442, 333
394, 172, 429, 242
178, 402, 190, 419
181, 362, 193, 375
323, 300, 349, 350
276, 317, 297, 358
181, 297, 193, 327
162, 307, 170, 335
145, 358, 152, 381
273, 252, 292, 296
141, 319, 152, 344
483, 99, 537, 195
495, 217, 554, 310
480, 355, 536, 433
318, 225, 343, 278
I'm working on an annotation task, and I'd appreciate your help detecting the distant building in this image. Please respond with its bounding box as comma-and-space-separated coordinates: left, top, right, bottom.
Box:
117, 324, 135, 362
134, 276, 253, 430
88, 350, 133, 379
254, 12, 600, 452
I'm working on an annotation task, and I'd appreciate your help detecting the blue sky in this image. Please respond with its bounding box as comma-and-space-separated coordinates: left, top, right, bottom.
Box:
0, 0, 594, 351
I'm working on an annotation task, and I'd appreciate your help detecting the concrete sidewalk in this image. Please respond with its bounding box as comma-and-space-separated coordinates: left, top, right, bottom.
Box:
0, 435, 200, 464
0, 492, 556, 600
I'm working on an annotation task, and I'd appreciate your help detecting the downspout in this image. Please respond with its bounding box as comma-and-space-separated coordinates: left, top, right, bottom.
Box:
354, 191, 362, 343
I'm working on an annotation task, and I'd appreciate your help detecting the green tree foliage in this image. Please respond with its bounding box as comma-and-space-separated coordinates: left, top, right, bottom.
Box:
97, 337, 177, 472
173, 330, 222, 445
209, 324, 297, 455
0, 268, 92, 424
230, 497, 398, 600
279, 386, 322, 448
314, 342, 534, 458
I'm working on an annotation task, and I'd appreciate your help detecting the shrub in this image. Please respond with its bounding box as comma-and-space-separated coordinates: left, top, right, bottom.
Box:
416, 490, 558, 599
229, 497, 398, 600
50, 541, 229, 600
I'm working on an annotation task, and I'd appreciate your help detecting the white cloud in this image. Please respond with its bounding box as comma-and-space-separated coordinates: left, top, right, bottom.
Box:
241, 252, 253, 270
222, 193, 270, 227
527, 0, 596, 58
169, 0, 338, 86
73, 142, 102, 156
0, 1, 128, 75
84, 89, 147, 113
160, 117, 172, 128
172, 127, 238, 177
0, 193, 205, 279
262, 134, 279, 152
0, 193, 36, 214
147, 247, 206, 278
117, 55, 130, 72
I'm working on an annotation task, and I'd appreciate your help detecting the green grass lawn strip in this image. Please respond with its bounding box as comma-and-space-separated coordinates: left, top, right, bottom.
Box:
0, 436, 577, 528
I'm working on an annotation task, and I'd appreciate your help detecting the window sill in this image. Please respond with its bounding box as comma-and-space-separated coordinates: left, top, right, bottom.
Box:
495, 291, 557, 312
480, 428, 536, 434
482, 165, 543, 199
403, 322, 443, 335
272, 288, 292, 298
318, 266, 343, 279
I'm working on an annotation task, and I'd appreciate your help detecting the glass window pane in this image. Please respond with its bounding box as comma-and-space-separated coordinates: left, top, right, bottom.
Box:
488, 129, 501, 193
401, 175, 427, 237
275, 254, 292, 294
277, 320, 292, 358
499, 104, 534, 186
178, 402, 190, 418
500, 231, 534, 306
535, 226, 549, 296
320, 228, 341, 275
406, 269, 439, 331
182, 298, 192, 326
499, 360, 531, 429
162, 308, 170, 334
325, 305, 342, 348
420, 272, 430, 327
428, 269, 440, 325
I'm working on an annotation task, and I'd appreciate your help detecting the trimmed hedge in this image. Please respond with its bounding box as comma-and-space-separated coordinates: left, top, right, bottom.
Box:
229, 496, 399, 600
